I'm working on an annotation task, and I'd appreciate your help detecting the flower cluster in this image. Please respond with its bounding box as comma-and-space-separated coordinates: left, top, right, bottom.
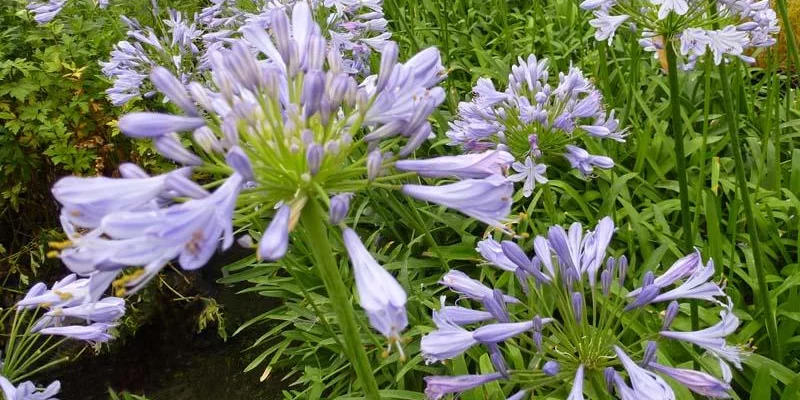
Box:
582, 0, 779, 69
26, 0, 108, 24
51, 3, 512, 353
0, 375, 59, 400
422, 217, 742, 399
199, 0, 391, 75
16, 274, 126, 343
446, 55, 623, 196
102, 0, 391, 106
101, 10, 204, 106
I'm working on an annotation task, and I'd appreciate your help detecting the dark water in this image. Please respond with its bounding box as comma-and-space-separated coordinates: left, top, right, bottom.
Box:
44, 253, 288, 400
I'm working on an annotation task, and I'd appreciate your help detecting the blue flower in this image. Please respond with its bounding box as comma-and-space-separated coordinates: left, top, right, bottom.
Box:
424, 372, 505, 400
342, 228, 408, 357
447, 55, 622, 196
402, 175, 513, 230
424, 218, 738, 398
0, 376, 60, 400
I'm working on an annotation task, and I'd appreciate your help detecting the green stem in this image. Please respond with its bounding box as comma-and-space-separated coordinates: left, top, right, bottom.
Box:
300, 199, 381, 399
716, 63, 781, 361
664, 40, 698, 333
13, 356, 70, 383
775, 0, 800, 71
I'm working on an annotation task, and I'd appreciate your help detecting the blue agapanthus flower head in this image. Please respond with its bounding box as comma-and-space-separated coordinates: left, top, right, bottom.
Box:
16, 274, 126, 343
51, 2, 512, 354
103, 0, 391, 106
102, 10, 204, 106
447, 55, 624, 197
422, 217, 743, 399
581, 0, 780, 69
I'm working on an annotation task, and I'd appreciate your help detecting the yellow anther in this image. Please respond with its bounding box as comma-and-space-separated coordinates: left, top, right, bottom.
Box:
48, 240, 73, 250
46, 250, 61, 259
54, 291, 73, 301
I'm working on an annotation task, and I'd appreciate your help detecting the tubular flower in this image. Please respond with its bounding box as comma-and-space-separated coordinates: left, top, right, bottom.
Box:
199, 0, 392, 75
580, 0, 779, 69
421, 217, 739, 398
103, 0, 392, 106
16, 274, 126, 343
50, 3, 510, 351
342, 228, 408, 358
447, 55, 623, 196
102, 10, 204, 106
0, 375, 60, 400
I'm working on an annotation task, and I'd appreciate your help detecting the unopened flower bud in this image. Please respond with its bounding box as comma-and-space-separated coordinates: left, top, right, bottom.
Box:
367, 149, 382, 181
601, 269, 612, 296
306, 143, 323, 175
618, 255, 628, 286
642, 271, 655, 287
542, 360, 560, 376
329, 193, 352, 224
258, 205, 291, 261
487, 343, 509, 377
641, 341, 657, 368
662, 301, 679, 330
533, 331, 542, 352
482, 292, 510, 323
604, 367, 616, 392
154, 133, 203, 166
571, 292, 583, 324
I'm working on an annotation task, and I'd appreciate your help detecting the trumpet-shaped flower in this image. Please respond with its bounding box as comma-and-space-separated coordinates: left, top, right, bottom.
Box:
424, 373, 505, 400
649, 363, 732, 398
582, 0, 780, 69
342, 228, 408, 355
422, 218, 738, 398
39, 322, 116, 343
402, 175, 513, 230
566, 365, 585, 400
395, 150, 514, 179
447, 56, 622, 195
661, 302, 743, 381
614, 346, 675, 399
0, 376, 60, 400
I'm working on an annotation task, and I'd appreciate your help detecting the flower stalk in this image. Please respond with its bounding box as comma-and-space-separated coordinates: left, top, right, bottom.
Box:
300, 198, 381, 399
775, 0, 800, 70
716, 62, 781, 361
665, 37, 701, 335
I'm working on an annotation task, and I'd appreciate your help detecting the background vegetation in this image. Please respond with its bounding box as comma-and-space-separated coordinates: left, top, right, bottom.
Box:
1, 0, 799, 398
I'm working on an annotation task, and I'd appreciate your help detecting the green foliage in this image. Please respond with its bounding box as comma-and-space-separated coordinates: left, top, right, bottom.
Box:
1, 0, 799, 398
108, 388, 152, 400
0, 0, 127, 212
222, 0, 800, 397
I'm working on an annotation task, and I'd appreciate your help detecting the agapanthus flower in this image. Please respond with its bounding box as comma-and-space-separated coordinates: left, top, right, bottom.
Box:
51, 3, 509, 353
198, 0, 392, 75
580, 0, 780, 69
101, 11, 204, 106
447, 55, 623, 196
16, 274, 125, 343
422, 217, 740, 399
26, 0, 68, 24
0, 375, 60, 400
342, 227, 408, 358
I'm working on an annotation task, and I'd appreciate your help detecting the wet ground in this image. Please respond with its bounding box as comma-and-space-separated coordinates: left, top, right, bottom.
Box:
42, 252, 288, 399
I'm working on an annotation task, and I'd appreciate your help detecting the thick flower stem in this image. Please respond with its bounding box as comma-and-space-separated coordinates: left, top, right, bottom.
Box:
716, 64, 781, 361
300, 199, 381, 399
664, 39, 698, 331
775, 0, 800, 71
